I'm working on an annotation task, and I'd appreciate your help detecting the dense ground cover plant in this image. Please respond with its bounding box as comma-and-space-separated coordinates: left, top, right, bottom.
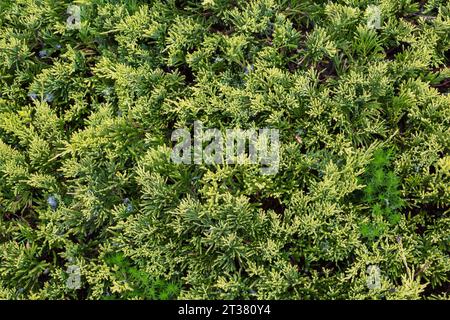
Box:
0, 0, 449, 300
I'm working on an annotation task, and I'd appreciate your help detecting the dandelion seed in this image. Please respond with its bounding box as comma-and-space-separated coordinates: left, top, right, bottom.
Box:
102, 87, 113, 97
38, 50, 48, 58
244, 64, 254, 75
28, 92, 38, 100
44, 93, 54, 103
123, 198, 133, 213
126, 203, 133, 213
47, 195, 58, 210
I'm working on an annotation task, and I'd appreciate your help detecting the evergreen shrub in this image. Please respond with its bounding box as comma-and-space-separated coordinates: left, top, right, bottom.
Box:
0, 0, 449, 299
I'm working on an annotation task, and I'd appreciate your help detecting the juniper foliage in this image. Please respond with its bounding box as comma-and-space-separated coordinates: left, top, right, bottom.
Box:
0, 0, 449, 299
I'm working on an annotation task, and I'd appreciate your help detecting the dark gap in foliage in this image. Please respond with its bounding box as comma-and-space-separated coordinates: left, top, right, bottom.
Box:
209, 21, 234, 36
309, 259, 341, 275
384, 42, 411, 61
410, 203, 450, 219
445, 49, 450, 67
398, 113, 408, 136
176, 64, 195, 85
430, 78, 450, 94
423, 282, 450, 296
260, 196, 285, 214
316, 59, 337, 82
249, 195, 285, 214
